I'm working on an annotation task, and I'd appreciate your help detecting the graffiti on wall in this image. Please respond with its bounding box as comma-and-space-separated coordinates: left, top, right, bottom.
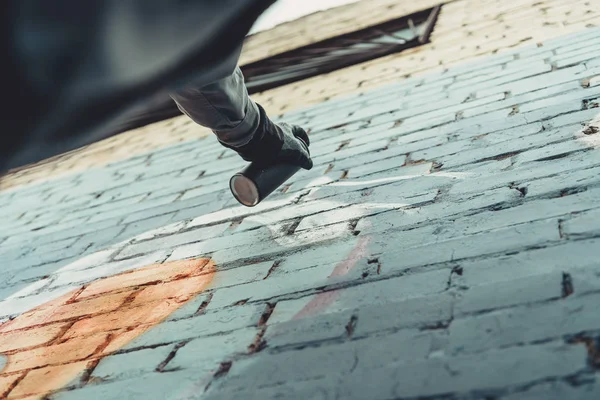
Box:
0, 258, 215, 398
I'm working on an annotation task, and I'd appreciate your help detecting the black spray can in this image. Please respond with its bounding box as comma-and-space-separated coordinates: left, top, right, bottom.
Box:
229, 139, 308, 207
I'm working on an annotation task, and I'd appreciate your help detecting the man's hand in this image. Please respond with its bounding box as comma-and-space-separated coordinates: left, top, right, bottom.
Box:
268, 122, 313, 170
219, 103, 313, 170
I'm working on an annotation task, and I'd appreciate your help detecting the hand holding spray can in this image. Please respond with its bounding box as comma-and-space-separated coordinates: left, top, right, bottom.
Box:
229, 137, 309, 207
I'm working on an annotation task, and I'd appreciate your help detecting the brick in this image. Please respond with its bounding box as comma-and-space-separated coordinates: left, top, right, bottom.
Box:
500, 65, 587, 95
518, 84, 600, 113
57, 249, 116, 273
501, 379, 600, 400
6, 257, 80, 287
65, 294, 192, 340
360, 92, 505, 131
269, 291, 454, 348
448, 293, 600, 355
61, 194, 147, 224
344, 154, 408, 178
555, 50, 600, 69
0, 285, 78, 319
3, 332, 108, 373
355, 187, 518, 235
0, 322, 67, 352
163, 292, 211, 321
166, 224, 281, 261
179, 185, 229, 203
5, 216, 124, 249
6, 290, 133, 331
52, 370, 207, 400
204, 377, 336, 400
321, 124, 397, 149
121, 304, 263, 350
208, 261, 273, 289
450, 62, 544, 90
473, 62, 555, 98
274, 237, 365, 275
377, 219, 561, 274
337, 342, 586, 399
117, 213, 177, 241
76, 258, 210, 299
295, 190, 437, 231
312, 140, 389, 164
509, 80, 582, 106
448, 149, 600, 197
117, 222, 229, 259
563, 208, 600, 237
9, 244, 90, 277
50, 251, 169, 289
381, 112, 456, 134
354, 293, 454, 337
130, 220, 189, 242
410, 138, 476, 162
516, 138, 591, 164
166, 327, 258, 371
435, 123, 578, 169
234, 196, 357, 231
547, 29, 600, 51
206, 262, 341, 310
187, 195, 296, 229
0, 279, 46, 304
304, 171, 450, 203
269, 264, 448, 321
264, 309, 354, 349
8, 361, 88, 398
449, 187, 600, 237
455, 272, 563, 316
461, 239, 600, 288
91, 345, 174, 381
317, 269, 449, 317
72, 225, 128, 254
543, 107, 600, 128
589, 74, 600, 88
207, 223, 350, 265
0, 373, 23, 398
121, 193, 226, 225
221, 328, 440, 392
394, 130, 448, 150
453, 120, 544, 148
61, 274, 215, 342
131, 274, 214, 305
27, 236, 80, 255
523, 163, 600, 197
280, 173, 340, 197
214, 342, 354, 391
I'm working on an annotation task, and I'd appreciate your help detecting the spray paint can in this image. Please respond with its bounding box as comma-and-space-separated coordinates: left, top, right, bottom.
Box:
229, 138, 308, 207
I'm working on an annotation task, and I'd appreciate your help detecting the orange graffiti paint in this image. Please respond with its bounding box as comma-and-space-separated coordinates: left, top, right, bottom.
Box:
0, 258, 216, 399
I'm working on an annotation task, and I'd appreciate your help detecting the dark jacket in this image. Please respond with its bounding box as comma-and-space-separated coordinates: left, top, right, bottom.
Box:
1, 0, 275, 172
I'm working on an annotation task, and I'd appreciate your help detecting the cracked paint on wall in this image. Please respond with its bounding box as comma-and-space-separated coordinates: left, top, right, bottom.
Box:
0, 258, 216, 399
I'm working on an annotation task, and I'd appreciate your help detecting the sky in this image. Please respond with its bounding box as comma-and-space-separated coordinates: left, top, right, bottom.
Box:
249, 0, 359, 34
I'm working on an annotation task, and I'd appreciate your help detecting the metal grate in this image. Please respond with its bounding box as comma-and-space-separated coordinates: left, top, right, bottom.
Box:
242, 5, 441, 93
